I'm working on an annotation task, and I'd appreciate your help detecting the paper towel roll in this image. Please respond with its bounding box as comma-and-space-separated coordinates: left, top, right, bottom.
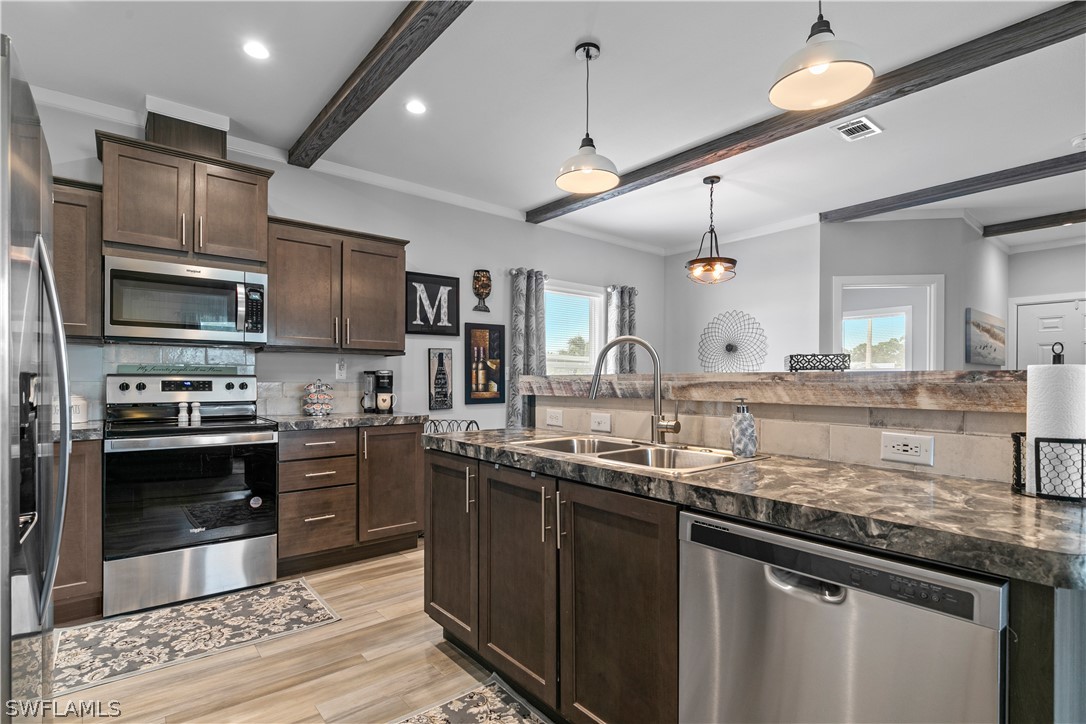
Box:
1026, 364, 1086, 495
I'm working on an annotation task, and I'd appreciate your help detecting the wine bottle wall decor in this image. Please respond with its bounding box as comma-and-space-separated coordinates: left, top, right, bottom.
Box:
428, 348, 453, 410
464, 323, 506, 404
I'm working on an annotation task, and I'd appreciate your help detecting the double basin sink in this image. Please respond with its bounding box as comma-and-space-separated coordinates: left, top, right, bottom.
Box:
513, 435, 763, 475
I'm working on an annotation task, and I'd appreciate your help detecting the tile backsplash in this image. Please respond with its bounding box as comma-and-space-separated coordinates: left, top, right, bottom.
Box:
532, 395, 1021, 483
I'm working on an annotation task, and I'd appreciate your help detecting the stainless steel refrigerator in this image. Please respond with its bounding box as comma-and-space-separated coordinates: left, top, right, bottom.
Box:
0, 34, 72, 720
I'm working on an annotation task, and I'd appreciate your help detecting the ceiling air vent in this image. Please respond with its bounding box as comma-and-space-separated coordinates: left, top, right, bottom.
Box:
832, 116, 883, 142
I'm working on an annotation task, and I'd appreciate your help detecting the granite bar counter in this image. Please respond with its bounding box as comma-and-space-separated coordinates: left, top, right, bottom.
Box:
425, 428, 1086, 589
268, 412, 428, 431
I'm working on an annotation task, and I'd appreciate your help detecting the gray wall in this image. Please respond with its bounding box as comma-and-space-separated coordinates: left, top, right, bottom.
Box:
663, 224, 820, 373
1008, 244, 1086, 300
818, 218, 1009, 370
41, 104, 666, 428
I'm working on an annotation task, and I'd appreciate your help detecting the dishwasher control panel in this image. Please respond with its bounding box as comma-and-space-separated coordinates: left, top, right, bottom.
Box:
847, 565, 974, 619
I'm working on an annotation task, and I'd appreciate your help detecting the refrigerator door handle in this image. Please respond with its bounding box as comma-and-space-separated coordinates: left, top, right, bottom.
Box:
35, 232, 72, 620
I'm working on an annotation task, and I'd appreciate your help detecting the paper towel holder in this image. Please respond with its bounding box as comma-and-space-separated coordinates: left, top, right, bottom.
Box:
1051, 342, 1065, 364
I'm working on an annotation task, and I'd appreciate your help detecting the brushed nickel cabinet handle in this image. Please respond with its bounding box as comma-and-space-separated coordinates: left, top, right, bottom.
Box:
363, 430, 368, 460
556, 490, 565, 549
304, 514, 336, 523
304, 470, 336, 477
303, 440, 337, 447
334, 316, 339, 345
540, 486, 553, 543
464, 467, 475, 513
346, 318, 351, 346
199, 215, 204, 249
181, 212, 186, 247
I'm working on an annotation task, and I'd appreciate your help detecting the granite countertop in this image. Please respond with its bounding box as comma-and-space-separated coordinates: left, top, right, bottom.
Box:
269, 412, 428, 431
52, 421, 105, 442
424, 428, 1086, 589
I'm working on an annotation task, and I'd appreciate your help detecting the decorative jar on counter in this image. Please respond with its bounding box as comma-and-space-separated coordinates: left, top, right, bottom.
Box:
302, 379, 334, 416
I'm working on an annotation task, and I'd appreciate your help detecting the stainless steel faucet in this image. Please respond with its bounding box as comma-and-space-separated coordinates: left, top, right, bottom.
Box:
589, 335, 681, 445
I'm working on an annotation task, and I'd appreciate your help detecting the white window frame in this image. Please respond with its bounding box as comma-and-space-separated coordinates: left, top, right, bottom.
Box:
832, 274, 944, 370
841, 305, 913, 370
544, 279, 605, 376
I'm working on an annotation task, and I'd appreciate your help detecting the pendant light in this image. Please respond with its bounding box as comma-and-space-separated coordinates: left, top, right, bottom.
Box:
769, 1, 874, 111
685, 176, 737, 285
556, 42, 619, 194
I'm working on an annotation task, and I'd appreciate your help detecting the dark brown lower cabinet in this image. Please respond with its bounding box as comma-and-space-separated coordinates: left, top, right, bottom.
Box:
424, 451, 479, 649
558, 480, 678, 724
478, 466, 559, 708
53, 440, 103, 623
358, 425, 423, 542
424, 452, 679, 723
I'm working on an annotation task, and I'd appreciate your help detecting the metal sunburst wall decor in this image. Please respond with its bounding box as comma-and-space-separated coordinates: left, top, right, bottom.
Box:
698, 310, 768, 372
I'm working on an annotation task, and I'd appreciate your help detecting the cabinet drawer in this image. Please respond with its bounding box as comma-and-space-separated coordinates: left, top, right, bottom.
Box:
279, 456, 357, 492
279, 428, 357, 461
278, 485, 356, 559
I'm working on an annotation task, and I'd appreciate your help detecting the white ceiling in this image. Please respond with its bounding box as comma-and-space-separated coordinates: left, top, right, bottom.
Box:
3, 1, 1083, 254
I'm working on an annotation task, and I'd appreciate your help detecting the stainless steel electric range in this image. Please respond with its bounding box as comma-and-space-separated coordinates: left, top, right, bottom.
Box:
102, 374, 278, 617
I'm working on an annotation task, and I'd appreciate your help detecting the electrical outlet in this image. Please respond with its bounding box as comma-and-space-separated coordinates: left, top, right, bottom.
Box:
881, 432, 935, 466
335, 358, 347, 381
590, 412, 612, 433
546, 409, 563, 427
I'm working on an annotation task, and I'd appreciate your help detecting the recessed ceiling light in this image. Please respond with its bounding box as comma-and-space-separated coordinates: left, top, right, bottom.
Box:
405, 99, 427, 115
243, 40, 270, 60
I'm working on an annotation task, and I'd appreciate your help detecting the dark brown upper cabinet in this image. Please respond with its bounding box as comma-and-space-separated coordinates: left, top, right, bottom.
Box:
52, 179, 102, 338
268, 217, 407, 354
97, 131, 272, 262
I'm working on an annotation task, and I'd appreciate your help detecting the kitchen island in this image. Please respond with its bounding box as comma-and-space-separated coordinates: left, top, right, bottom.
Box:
424, 427, 1086, 723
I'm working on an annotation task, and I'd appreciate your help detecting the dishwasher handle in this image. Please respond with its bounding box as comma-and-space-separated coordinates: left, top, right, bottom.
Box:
767, 565, 847, 604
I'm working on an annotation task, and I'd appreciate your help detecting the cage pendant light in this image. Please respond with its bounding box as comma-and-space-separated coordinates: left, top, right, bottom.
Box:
769, 0, 874, 111
556, 42, 620, 194
685, 176, 737, 285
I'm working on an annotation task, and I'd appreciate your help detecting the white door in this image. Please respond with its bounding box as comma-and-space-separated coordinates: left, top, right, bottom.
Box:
1015, 299, 1086, 367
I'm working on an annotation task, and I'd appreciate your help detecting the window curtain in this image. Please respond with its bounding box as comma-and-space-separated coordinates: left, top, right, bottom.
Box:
507, 268, 547, 428
605, 285, 638, 374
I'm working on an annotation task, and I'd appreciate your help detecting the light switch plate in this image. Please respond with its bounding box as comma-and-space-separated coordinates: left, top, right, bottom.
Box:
590, 412, 612, 433
546, 409, 563, 426
881, 432, 934, 466
335, 358, 347, 381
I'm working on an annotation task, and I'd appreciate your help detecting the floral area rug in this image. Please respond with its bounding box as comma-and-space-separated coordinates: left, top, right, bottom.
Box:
52, 579, 338, 695
398, 675, 549, 724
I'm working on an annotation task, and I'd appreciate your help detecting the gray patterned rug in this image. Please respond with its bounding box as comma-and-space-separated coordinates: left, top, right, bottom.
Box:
52, 579, 338, 695
398, 675, 548, 724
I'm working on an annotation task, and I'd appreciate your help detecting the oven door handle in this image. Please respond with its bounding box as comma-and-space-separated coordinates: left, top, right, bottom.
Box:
237, 283, 247, 333
105, 430, 279, 453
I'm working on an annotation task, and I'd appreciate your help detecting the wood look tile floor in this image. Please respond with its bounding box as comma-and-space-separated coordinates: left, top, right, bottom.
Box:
51, 546, 489, 723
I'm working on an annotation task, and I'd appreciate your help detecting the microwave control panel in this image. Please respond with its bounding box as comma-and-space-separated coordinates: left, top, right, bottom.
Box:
245, 286, 265, 333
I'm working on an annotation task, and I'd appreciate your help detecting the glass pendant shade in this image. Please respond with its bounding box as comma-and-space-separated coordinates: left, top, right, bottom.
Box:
769, 25, 874, 111
686, 256, 737, 284
556, 135, 620, 194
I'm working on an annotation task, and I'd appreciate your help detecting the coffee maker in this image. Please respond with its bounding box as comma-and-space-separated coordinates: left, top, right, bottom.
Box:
374, 370, 395, 414
361, 371, 377, 413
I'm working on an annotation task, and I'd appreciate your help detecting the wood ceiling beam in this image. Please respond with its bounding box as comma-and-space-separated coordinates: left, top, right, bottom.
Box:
525, 1, 1086, 225
819, 153, 1086, 223
983, 208, 1086, 237
288, 0, 472, 168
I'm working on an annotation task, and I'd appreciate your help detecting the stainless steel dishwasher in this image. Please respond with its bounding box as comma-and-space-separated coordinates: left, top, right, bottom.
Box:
679, 512, 1008, 723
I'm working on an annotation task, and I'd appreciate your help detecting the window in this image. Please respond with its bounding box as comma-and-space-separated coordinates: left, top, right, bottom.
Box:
842, 306, 912, 370
545, 280, 605, 375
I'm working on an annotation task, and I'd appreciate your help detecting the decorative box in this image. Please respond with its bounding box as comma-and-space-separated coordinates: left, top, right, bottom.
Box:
785, 354, 851, 372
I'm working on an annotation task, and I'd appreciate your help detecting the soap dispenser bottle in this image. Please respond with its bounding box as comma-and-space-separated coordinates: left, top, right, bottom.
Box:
731, 397, 757, 457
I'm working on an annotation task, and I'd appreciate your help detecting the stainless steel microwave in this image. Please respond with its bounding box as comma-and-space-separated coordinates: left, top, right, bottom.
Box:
104, 256, 267, 344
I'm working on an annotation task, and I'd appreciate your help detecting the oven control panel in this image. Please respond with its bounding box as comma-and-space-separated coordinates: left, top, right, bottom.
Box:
107, 375, 258, 404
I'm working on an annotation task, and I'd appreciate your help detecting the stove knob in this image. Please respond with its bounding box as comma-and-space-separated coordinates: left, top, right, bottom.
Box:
135, 382, 147, 392
118, 382, 130, 392
225, 382, 235, 390
238, 382, 249, 390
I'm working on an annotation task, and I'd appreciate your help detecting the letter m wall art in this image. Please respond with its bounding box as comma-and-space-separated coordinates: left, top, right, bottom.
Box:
406, 272, 460, 336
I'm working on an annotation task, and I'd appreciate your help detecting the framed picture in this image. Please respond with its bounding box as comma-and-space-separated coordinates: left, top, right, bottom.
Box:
464, 323, 505, 405
965, 308, 1006, 366
406, 272, 459, 336
428, 348, 453, 410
